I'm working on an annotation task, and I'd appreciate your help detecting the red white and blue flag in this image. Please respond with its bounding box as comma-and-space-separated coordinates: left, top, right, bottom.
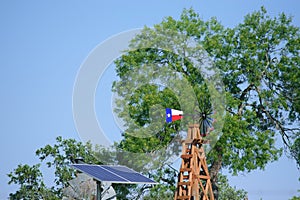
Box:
166, 108, 183, 123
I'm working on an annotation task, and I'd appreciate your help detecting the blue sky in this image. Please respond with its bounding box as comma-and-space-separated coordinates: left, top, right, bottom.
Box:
0, 1, 299, 199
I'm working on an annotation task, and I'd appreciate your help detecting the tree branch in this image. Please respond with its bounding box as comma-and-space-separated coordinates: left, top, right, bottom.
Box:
237, 83, 254, 115
254, 86, 291, 147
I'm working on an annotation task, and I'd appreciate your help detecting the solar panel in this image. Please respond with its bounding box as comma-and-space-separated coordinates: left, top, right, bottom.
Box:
101, 165, 156, 183
71, 164, 157, 184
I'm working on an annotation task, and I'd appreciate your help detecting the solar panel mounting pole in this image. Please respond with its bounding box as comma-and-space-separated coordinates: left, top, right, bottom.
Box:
96, 180, 102, 200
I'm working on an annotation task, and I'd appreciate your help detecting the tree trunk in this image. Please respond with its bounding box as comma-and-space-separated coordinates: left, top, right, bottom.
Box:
209, 149, 223, 200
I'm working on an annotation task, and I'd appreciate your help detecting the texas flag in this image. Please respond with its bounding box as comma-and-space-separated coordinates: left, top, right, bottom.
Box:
166, 108, 183, 123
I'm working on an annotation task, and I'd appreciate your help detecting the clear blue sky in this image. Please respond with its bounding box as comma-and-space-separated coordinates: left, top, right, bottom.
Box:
0, 1, 299, 199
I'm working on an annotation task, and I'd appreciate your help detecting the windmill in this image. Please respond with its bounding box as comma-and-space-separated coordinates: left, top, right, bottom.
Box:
166, 108, 215, 200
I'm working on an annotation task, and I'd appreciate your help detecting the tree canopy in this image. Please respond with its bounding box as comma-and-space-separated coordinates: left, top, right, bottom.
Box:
112, 6, 300, 196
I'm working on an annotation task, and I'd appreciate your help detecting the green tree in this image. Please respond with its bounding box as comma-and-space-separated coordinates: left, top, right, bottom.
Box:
8, 137, 134, 199
291, 136, 300, 167
35, 136, 100, 197
112, 7, 300, 197
290, 196, 300, 200
7, 137, 99, 199
205, 6, 300, 174
8, 164, 58, 199
217, 174, 247, 200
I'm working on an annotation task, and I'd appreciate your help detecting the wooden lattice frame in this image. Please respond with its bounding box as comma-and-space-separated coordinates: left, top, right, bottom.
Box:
174, 124, 214, 200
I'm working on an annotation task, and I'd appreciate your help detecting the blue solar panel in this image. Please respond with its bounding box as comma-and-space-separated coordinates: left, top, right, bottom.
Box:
101, 165, 156, 183
71, 164, 128, 183
71, 164, 156, 184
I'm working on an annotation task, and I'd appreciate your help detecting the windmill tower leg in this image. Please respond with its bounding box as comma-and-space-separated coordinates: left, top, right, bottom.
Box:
174, 124, 214, 200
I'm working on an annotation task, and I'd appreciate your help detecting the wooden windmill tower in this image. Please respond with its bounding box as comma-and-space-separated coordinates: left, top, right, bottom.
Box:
173, 124, 214, 200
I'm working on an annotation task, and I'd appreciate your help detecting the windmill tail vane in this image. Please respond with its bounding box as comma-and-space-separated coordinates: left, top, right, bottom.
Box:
165, 108, 214, 136
165, 108, 183, 123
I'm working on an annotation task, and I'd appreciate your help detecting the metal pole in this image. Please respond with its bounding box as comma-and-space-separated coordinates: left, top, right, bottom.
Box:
96, 181, 102, 200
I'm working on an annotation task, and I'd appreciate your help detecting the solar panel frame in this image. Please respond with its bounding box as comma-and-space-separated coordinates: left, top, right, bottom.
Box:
71, 164, 157, 184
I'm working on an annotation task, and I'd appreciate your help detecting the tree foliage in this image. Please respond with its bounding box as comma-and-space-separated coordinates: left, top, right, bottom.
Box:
290, 196, 300, 200
8, 164, 58, 199
217, 174, 247, 200
8, 137, 134, 199
112, 6, 300, 197
7, 137, 98, 199
206, 6, 300, 177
